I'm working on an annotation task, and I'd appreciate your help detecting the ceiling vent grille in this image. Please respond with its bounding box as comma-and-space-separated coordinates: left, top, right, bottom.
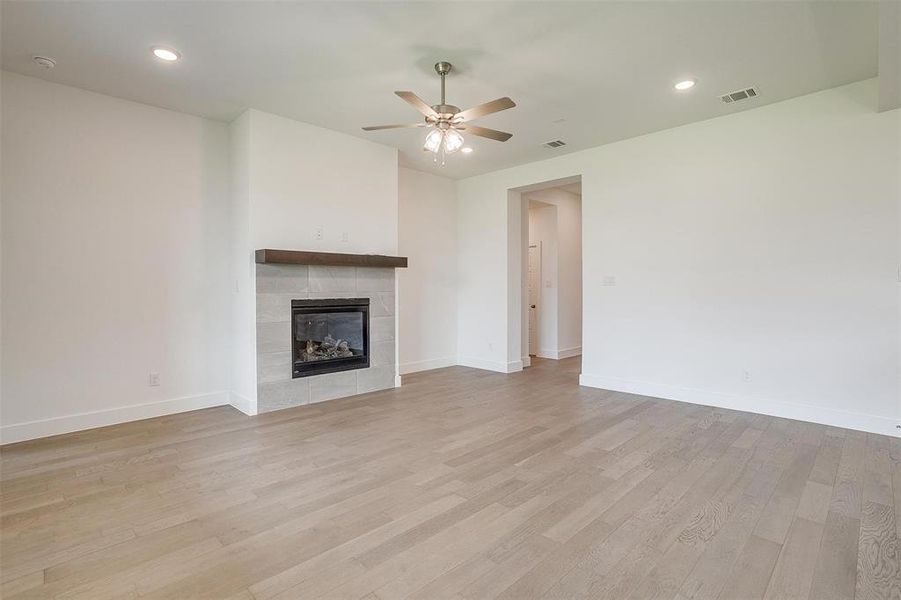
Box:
720, 86, 759, 104
543, 139, 567, 148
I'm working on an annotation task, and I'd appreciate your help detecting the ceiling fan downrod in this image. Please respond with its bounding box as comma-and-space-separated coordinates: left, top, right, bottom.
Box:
435, 61, 452, 106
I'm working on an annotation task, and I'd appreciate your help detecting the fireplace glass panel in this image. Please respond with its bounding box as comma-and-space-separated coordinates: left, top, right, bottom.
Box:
294, 311, 365, 362
291, 298, 370, 378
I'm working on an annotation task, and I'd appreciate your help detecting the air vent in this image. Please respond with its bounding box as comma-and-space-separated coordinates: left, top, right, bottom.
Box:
720, 86, 759, 104
543, 139, 567, 148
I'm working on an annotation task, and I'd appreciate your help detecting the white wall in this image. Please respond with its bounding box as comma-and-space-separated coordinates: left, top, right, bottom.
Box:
526, 188, 582, 358
229, 111, 256, 414
245, 109, 398, 254
455, 178, 512, 373
397, 167, 458, 374
1, 72, 232, 442
505, 190, 524, 370
457, 79, 900, 436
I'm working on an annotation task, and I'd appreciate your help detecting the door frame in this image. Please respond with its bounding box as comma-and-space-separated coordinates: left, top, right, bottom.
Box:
511, 174, 582, 370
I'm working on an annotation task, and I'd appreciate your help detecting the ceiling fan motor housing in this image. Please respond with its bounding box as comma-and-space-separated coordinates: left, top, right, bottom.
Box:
434, 61, 452, 76
431, 104, 461, 119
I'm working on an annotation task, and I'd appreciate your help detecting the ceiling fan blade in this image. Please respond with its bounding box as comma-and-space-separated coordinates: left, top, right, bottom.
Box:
458, 124, 513, 142
362, 123, 424, 131
395, 91, 438, 117
455, 97, 516, 122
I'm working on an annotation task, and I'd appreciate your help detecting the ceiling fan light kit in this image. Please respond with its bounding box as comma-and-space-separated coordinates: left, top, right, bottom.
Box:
362, 61, 516, 165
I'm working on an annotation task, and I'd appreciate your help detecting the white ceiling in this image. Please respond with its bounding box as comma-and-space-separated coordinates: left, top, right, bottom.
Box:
1, 1, 878, 179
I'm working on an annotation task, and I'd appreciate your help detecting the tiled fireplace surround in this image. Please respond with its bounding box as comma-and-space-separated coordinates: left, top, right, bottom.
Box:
256, 264, 397, 413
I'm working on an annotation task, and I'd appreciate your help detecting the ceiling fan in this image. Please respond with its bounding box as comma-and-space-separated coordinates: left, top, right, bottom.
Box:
362, 61, 516, 164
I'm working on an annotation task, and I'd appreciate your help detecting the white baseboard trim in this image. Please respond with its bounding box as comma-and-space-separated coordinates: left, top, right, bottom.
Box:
558, 346, 582, 359
229, 391, 257, 416
457, 356, 523, 374
578, 374, 900, 438
522, 355, 531, 368
506, 359, 524, 373
537, 346, 583, 360
399, 357, 456, 375
1, 391, 231, 445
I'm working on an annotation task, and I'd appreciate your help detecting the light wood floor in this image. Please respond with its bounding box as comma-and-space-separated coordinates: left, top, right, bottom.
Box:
2, 358, 899, 599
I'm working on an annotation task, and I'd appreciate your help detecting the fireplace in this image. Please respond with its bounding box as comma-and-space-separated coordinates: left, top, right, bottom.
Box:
291, 298, 370, 378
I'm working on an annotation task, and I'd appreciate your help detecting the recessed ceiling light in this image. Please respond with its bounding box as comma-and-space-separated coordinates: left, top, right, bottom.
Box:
461, 147, 473, 154
674, 79, 696, 91
32, 56, 56, 69
152, 47, 180, 62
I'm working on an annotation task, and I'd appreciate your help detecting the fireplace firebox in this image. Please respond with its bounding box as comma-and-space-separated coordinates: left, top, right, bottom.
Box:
291, 298, 370, 378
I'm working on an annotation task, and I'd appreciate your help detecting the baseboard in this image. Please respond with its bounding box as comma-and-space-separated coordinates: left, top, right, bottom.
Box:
457, 356, 523, 374
1, 391, 231, 445
578, 373, 899, 438
229, 391, 257, 416
558, 346, 582, 359
399, 357, 456, 375
537, 346, 582, 360
522, 355, 531, 368
505, 359, 524, 373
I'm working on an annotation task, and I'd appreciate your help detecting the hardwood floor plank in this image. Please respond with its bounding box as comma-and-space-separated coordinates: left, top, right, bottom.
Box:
763, 517, 825, 600
1, 357, 895, 599
459, 534, 558, 599
894, 455, 901, 539
496, 517, 614, 600
716, 535, 782, 600
808, 511, 861, 600
753, 443, 818, 544
832, 433, 867, 519
0, 570, 44, 598
796, 480, 833, 524
675, 461, 784, 599
856, 501, 901, 600
809, 433, 844, 486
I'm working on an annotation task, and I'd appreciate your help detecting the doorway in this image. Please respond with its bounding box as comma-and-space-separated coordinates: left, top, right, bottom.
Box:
515, 176, 583, 366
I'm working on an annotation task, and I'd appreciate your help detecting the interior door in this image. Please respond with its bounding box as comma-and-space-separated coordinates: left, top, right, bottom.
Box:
528, 243, 540, 355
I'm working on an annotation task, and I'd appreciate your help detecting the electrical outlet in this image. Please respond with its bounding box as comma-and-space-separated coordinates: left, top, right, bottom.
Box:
341, 232, 349, 242
149, 372, 160, 387
314, 226, 323, 241
743, 370, 751, 382
602, 276, 616, 287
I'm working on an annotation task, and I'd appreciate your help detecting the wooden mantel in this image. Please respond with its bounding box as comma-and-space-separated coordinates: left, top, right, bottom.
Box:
255, 249, 408, 268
